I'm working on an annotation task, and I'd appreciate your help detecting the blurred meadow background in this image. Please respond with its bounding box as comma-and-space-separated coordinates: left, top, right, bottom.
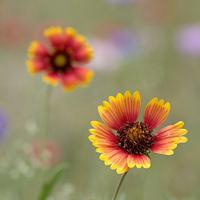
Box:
0, 0, 199, 199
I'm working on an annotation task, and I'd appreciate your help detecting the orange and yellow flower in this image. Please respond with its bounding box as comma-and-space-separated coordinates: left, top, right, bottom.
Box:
89, 91, 188, 174
27, 26, 94, 91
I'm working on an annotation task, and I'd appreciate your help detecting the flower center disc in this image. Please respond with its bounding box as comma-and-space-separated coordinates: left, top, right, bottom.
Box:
54, 54, 67, 67
117, 122, 153, 155
50, 51, 72, 72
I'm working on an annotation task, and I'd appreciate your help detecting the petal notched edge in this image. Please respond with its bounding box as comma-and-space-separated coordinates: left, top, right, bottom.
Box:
151, 121, 188, 156
144, 97, 170, 130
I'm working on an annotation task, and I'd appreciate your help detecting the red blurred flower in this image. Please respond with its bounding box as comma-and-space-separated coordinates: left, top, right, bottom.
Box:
0, 19, 30, 46
29, 139, 60, 167
138, 0, 172, 25
27, 26, 94, 91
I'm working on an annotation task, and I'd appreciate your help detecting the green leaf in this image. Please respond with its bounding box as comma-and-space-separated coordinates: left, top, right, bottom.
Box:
38, 164, 67, 200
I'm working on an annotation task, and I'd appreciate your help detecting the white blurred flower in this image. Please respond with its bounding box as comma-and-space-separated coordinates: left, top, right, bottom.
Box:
25, 120, 39, 135
89, 38, 123, 71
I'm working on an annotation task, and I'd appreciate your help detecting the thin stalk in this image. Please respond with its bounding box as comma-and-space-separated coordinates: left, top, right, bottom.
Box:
45, 85, 52, 135
112, 171, 128, 200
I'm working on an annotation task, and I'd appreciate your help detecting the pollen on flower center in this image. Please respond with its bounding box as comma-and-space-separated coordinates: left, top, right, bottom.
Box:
54, 54, 67, 67
50, 51, 72, 72
117, 122, 153, 155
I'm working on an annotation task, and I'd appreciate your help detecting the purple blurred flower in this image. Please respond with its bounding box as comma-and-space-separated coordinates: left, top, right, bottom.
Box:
0, 109, 7, 138
110, 29, 139, 56
176, 24, 200, 56
89, 29, 140, 71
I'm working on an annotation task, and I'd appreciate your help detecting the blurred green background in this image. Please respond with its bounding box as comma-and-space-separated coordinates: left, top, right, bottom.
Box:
0, 0, 199, 199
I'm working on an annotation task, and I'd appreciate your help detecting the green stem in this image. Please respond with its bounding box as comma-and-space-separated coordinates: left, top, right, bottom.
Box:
45, 86, 52, 135
112, 172, 128, 200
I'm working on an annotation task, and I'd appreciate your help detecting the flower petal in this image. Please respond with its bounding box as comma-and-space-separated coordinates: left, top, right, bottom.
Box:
89, 121, 128, 174
44, 26, 67, 50
122, 91, 141, 123
143, 98, 170, 130
26, 59, 49, 74
59, 70, 79, 91
128, 154, 151, 169
151, 121, 188, 155
98, 91, 141, 130
73, 47, 93, 63
68, 35, 87, 51
73, 67, 94, 86
127, 154, 136, 168
42, 72, 59, 86
28, 41, 49, 58
60, 67, 93, 91
89, 121, 117, 146
109, 151, 129, 174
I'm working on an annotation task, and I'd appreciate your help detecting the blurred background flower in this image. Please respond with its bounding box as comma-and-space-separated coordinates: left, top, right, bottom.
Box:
175, 24, 200, 56
138, 0, 172, 25
0, 18, 31, 47
28, 139, 60, 168
89, 24, 141, 72
27, 26, 94, 91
